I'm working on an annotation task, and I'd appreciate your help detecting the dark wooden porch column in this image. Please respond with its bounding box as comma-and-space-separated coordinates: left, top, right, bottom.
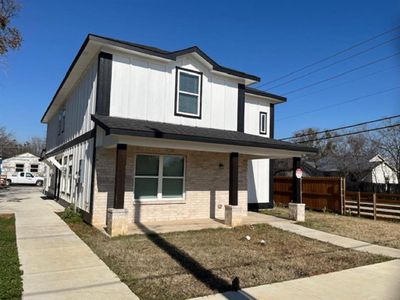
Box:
113, 144, 127, 209
229, 152, 239, 206
292, 157, 301, 203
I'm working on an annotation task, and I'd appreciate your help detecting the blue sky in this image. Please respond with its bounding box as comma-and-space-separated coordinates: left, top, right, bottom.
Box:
1, 0, 399, 142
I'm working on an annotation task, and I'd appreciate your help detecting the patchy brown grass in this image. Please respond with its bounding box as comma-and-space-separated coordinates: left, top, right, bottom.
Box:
262, 206, 400, 249
66, 220, 389, 300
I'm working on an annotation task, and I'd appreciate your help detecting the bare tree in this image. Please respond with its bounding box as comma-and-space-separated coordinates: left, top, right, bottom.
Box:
332, 132, 378, 184
370, 121, 400, 183
273, 128, 331, 176
273, 158, 292, 176
290, 128, 334, 171
0, 0, 22, 55
0, 126, 46, 158
0, 126, 18, 158
21, 136, 46, 156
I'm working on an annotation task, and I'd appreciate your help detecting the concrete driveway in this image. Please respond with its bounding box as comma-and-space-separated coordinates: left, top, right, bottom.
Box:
0, 186, 138, 300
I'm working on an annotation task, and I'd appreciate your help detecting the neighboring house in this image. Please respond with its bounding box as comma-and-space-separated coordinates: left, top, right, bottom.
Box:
366, 155, 398, 184
1, 153, 45, 176
41, 34, 315, 235
295, 155, 398, 185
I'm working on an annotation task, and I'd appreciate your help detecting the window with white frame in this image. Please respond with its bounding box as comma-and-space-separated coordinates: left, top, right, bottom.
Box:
134, 154, 185, 200
61, 156, 67, 193
30, 164, 39, 173
15, 164, 24, 172
259, 112, 267, 135
175, 68, 202, 118
67, 155, 73, 195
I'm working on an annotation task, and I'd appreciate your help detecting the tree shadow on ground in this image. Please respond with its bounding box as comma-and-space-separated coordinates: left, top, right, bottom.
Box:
133, 205, 256, 299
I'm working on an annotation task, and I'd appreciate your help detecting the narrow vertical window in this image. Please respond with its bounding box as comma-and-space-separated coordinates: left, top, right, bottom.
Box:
61, 110, 66, 133
175, 67, 202, 118
67, 155, 73, 195
61, 156, 67, 193
259, 112, 267, 135
58, 112, 62, 136
57, 109, 66, 135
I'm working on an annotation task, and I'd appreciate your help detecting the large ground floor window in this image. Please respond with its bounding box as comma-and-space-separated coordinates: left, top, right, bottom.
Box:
134, 154, 185, 200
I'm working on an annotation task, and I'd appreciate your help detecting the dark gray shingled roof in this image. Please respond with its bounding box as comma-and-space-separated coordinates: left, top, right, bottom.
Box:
91, 114, 317, 154
244, 87, 287, 102
88, 34, 261, 82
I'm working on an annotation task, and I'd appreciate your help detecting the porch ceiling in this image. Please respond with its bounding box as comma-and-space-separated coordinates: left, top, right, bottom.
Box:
92, 114, 317, 158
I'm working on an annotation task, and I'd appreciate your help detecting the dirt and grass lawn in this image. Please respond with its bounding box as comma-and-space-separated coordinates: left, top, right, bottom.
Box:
262, 206, 400, 249
64, 217, 389, 300
0, 214, 23, 300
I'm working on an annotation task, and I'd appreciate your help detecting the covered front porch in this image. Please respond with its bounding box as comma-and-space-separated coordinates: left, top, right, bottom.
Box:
126, 211, 286, 235
91, 114, 316, 236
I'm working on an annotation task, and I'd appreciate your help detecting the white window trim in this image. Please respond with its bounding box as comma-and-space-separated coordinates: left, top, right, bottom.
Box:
259, 112, 267, 135
30, 164, 39, 173
66, 155, 73, 195
175, 68, 202, 118
61, 156, 68, 193
15, 164, 24, 172
133, 154, 186, 202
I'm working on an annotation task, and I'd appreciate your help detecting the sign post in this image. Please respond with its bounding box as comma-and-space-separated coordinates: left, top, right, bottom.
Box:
295, 168, 303, 204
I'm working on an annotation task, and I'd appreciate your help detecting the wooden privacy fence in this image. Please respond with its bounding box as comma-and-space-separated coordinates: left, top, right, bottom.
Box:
274, 176, 400, 220
274, 176, 345, 213
344, 192, 400, 220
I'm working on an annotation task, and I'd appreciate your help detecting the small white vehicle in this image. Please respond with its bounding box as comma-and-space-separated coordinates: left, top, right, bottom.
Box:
6, 172, 44, 186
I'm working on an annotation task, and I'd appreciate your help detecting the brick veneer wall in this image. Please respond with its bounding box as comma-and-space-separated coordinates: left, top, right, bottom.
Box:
92, 146, 249, 227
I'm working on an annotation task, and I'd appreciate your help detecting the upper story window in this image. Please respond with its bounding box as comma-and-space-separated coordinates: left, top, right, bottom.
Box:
175, 67, 202, 118
58, 109, 66, 136
259, 112, 267, 135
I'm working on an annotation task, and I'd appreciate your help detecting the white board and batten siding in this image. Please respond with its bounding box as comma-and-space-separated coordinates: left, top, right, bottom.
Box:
371, 164, 398, 184
109, 52, 239, 131
58, 140, 94, 212
44, 60, 97, 213
46, 61, 97, 151
245, 94, 272, 206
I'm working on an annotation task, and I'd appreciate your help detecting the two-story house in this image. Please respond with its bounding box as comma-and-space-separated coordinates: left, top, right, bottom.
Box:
41, 34, 316, 236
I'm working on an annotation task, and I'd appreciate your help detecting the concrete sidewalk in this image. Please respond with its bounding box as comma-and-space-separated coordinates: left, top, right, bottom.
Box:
247, 212, 400, 259
0, 187, 138, 300
191, 259, 400, 300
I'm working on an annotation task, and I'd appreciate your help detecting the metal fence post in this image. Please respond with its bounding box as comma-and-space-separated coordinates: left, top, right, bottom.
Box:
340, 177, 345, 215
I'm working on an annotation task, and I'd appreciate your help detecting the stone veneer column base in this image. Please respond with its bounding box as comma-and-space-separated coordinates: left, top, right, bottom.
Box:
225, 205, 245, 227
288, 203, 305, 222
107, 208, 128, 237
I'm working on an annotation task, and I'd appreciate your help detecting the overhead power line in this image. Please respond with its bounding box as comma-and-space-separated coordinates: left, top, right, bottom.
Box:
255, 24, 400, 88
288, 63, 400, 102
282, 51, 400, 95
277, 86, 400, 121
281, 114, 400, 141
296, 123, 400, 144
267, 35, 400, 90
